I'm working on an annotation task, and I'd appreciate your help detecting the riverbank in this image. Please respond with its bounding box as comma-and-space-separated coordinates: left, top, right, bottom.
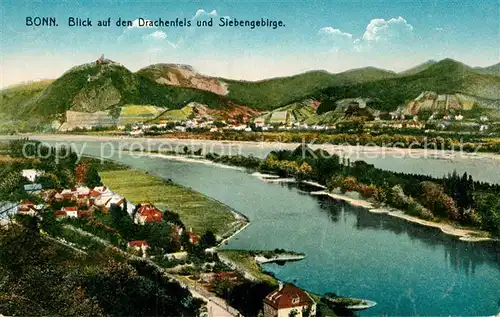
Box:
254, 253, 306, 264
310, 190, 492, 242
4, 133, 500, 161
218, 249, 308, 286
116, 151, 496, 242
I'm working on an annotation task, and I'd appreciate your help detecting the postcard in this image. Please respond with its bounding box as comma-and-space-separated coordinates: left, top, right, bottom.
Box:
1, 1, 499, 316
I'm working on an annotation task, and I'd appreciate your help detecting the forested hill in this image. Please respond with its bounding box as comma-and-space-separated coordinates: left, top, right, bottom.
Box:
314, 59, 500, 112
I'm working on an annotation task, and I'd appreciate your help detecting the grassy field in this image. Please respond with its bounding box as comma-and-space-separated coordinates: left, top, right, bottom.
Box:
155, 106, 193, 122
99, 169, 236, 235
118, 105, 165, 125
218, 250, 278, 286
120, 105, 164, 116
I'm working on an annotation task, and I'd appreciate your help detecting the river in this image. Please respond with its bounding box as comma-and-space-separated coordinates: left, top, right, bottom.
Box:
3, 136, 500, 315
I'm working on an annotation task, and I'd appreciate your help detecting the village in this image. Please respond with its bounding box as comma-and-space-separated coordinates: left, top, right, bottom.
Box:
55, 102, 492, 137
4, 158, 350, 317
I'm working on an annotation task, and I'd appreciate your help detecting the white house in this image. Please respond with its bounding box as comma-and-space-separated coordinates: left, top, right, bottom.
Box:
130, 130, 144, 137
94, 196, 112, 208
75, 186, 91, 196
93, 186, 110, 194
17, 201, 44, 217
263, 283, 316, 317
22, 169, 42, 183
104, 195, 124, 210
62, 206, 78, 218
164, 251, 188, 261
127, 240, 149, 258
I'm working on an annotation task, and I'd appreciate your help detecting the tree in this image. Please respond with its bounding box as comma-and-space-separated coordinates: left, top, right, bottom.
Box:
200, 230, 217, 248
163, 209, 184, 228
297, 162, 313, 180
37, 172, 60, 189
84, 165, 102, 188
419, 181, 459, 220
139, 222, 174, 252
110, 203, 125, 224
225, 281, 276, 317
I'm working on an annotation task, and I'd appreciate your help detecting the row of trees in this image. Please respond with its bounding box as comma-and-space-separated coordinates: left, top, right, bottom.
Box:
186, 130, 498, 152
205, 145, 500, 235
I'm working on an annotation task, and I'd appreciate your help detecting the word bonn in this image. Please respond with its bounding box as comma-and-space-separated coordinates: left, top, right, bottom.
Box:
26, 17, 57, 26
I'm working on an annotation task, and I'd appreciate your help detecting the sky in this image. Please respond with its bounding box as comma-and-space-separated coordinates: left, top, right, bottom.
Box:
1, 0, 499, 87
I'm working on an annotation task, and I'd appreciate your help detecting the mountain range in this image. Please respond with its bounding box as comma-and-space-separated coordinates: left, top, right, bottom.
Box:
1, 57, 499, 129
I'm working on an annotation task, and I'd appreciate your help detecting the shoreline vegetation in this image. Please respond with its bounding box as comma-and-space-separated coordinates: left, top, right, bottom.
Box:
250, 174, 493, 241
150, 131, 500, 154
310, 191, 491, 242
202, 147, 500, 240
127, 146, 499, 241
218, 249, 377, 311
3, 133, 500, 158
12, 130, 500, 153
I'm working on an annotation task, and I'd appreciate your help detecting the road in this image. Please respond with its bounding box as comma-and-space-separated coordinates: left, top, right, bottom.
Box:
64, 225, 242, 317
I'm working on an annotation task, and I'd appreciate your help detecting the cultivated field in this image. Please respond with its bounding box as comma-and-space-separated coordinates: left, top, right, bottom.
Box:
99, 169, 236, 234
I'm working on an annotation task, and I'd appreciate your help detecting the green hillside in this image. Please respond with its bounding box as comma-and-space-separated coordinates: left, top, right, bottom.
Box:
316, 59, 500, 112
154, 105, 194, 122
474, 62, 500, 77
0, 80, 53, 118
16, 62, 141, 119
398, 60, 437, 76
255, 99, 318, 124
0, 61, 234, 123
1, 58, 498, 128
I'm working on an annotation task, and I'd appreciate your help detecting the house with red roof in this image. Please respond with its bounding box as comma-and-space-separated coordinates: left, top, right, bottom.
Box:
17, 201, 44, 216
54, 210, 67, 218
187, 231, 200, 245
263, 283, 316, 317
89, 190, 101, 198
41, 189, 58, 203
60, 189, 76, 202
77, 210, 91, 218
62, 206, 78, 218
134, 203, 163, 225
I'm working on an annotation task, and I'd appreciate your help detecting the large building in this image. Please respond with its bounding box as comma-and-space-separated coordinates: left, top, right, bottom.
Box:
59, 110, 118, 131
263, 283, 316, 317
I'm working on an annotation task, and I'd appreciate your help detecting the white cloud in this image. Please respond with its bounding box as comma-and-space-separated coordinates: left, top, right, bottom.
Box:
318, 27, 353, 39
193, 9, 217, 20
316, 17, 414, 52
435, 27, 444, 31
145, 30, 167, 41
362, 16, 413, 42
118, 18, 157, 41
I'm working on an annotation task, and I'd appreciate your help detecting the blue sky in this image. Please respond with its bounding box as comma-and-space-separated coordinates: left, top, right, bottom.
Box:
1, 0, 499, 87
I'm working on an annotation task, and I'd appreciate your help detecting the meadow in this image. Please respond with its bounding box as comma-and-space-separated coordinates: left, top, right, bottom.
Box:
99, 169, 237, 235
